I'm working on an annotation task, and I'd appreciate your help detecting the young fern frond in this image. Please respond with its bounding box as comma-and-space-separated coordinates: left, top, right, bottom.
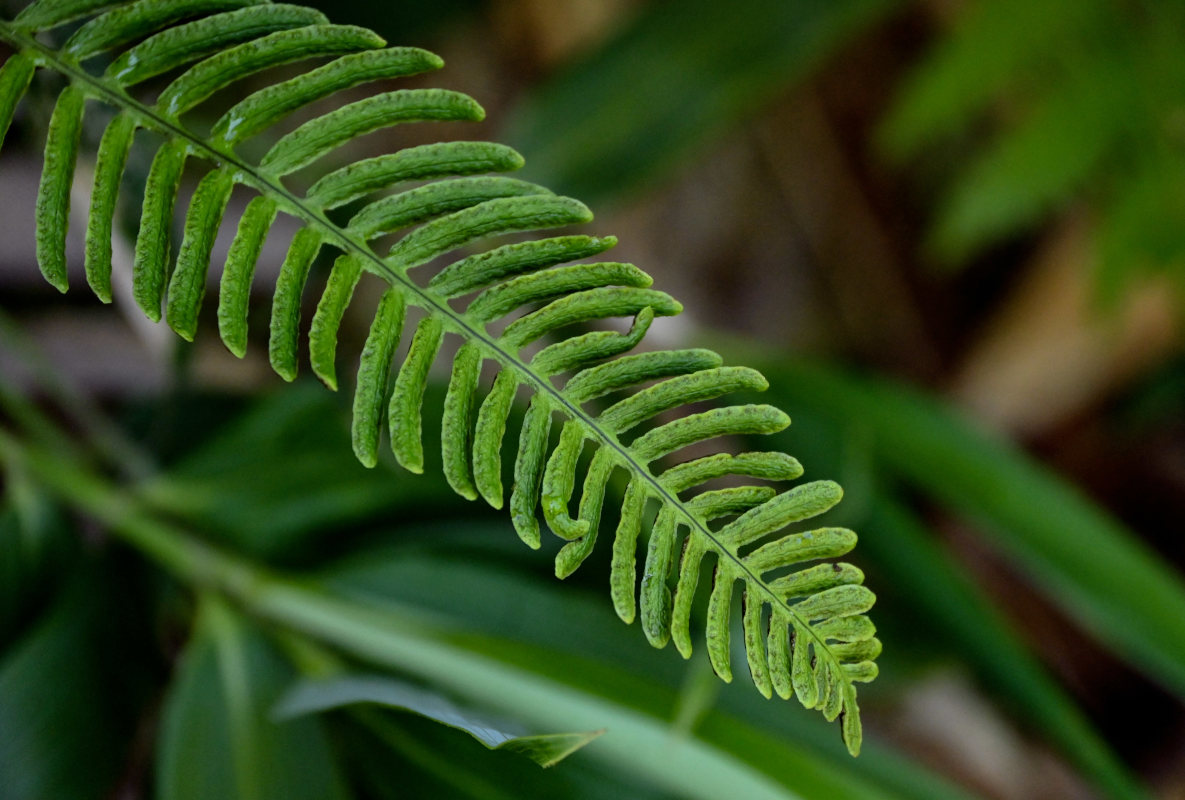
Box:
0, 0, 879, 754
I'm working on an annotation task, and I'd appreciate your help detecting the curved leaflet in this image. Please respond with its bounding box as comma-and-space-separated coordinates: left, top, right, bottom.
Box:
0, 0, 877, 755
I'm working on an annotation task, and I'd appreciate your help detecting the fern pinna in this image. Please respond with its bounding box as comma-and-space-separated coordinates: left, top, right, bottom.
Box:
0, 0, 879, 753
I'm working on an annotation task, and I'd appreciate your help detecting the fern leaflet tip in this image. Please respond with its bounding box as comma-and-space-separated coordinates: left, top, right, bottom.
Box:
0, 0, 876, 751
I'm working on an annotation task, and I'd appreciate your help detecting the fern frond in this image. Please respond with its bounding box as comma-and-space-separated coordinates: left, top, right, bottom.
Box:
0, 0, 879, 755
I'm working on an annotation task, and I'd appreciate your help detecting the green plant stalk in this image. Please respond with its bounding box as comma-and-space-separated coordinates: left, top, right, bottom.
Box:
0, 429, 888, 800
0, 438, 258, 598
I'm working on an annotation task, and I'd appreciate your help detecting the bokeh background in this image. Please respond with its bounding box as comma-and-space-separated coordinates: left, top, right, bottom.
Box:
2, 0, 1184, 798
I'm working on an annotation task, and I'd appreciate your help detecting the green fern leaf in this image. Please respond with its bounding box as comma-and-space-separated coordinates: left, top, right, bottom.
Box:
0, 0, 879, 755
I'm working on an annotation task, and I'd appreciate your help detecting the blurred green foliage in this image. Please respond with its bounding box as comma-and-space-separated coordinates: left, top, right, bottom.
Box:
156, 598, 349, 800
880, 0, 1185, 301
3, 361, 1174, 798
2, 0, 1184, 798
506, 0, 896, 203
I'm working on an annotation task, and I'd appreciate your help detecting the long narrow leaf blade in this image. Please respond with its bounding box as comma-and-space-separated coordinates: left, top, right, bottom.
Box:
769, 360, 1185, 700
275, 674, 603, 767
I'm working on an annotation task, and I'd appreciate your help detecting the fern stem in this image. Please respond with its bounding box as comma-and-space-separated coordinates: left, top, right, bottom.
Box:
0, 19, 844, 676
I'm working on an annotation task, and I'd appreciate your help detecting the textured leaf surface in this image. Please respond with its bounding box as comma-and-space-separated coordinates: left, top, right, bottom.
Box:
35, 86, 84, 293
84, 112, 135, 302
0, 0, 876, 751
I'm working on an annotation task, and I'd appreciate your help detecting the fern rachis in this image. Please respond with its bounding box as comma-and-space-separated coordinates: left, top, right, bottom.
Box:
0, 0, 879, 755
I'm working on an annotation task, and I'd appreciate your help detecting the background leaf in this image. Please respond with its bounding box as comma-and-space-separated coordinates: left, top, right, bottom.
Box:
334, 707, 678, 800
877, 0, 1109, 160
318, 546, 975, 800
0, 564, 154, 800
276, 673, 603, 767
0, 496, 73, 648
155, 598, 348, 800
138, 387, 455, 560
757, 358, 1185, 700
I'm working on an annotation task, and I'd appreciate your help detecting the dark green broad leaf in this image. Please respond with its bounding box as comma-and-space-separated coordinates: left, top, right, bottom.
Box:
270, 590, 865, 800
138, 387, 455, 559
0, 494, 73, 648
0, 569, 148, 800
276, 673, 603, 767
156, 599, 348, 800
505, 0, 895, 203
0, 429, 961, 800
